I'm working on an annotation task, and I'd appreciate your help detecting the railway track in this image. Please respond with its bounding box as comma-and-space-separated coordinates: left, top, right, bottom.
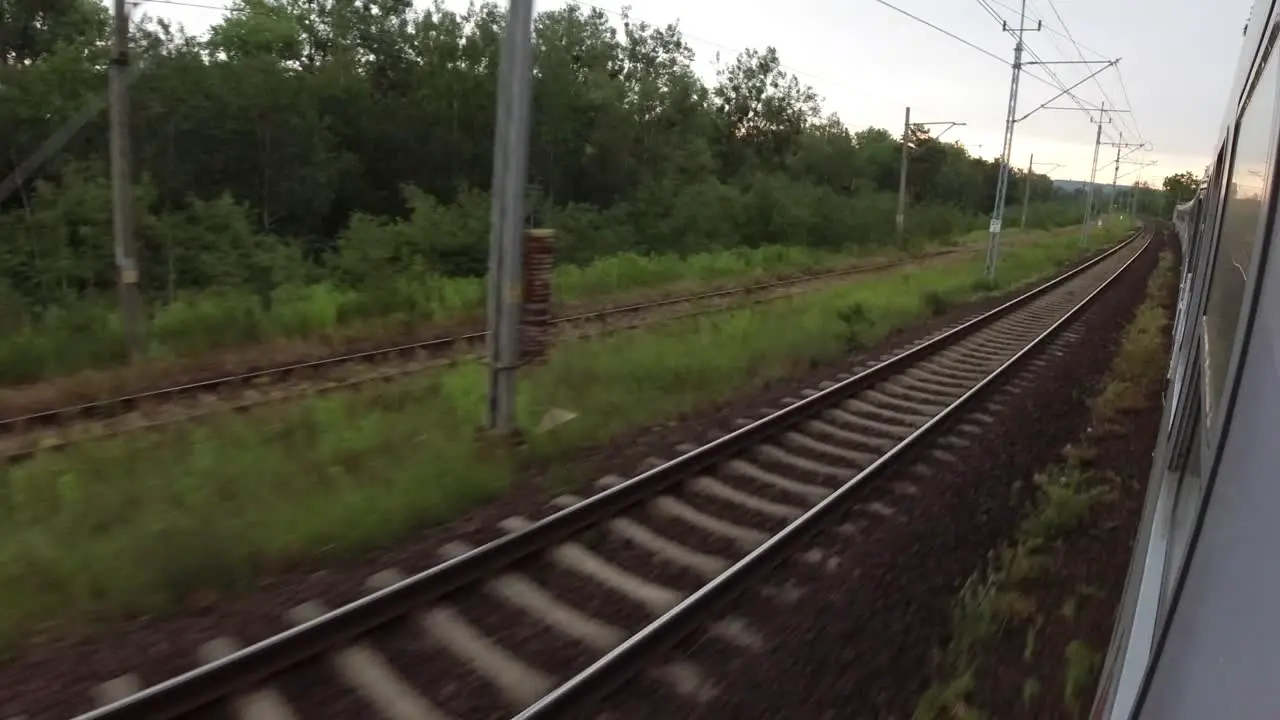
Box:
0, 248, 980, 461
33, 227, 1149, 720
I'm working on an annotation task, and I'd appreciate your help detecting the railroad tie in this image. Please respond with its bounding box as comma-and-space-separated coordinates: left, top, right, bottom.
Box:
721, 459, 830, 502
197, 638, 299, 720
496, 516, 685, 615
647, 496, 770, 551
436, 541, 628, 651
284, 601, 451, 720
365, 568, 555, 710
91, 675, 144, 708
687, 475, 804, 521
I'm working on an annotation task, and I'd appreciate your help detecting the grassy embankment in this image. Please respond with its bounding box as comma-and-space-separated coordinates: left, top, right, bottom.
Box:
0, 222, 1132, 651
914, 243, 1175, 720
0, 222, 1101, 387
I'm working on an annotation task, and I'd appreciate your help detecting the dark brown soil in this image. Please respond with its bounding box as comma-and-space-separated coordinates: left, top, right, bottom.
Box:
576, 235, 1163, 719
0, 245, 1120, 720
955, 237, 1178, 719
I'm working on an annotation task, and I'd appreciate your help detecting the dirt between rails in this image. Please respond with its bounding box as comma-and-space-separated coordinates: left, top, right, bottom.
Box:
0, 248, 974, 423
573, 234, 1164, 720
0, 242, 1127, 720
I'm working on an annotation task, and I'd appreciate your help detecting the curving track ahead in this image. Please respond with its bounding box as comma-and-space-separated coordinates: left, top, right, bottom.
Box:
62, 227, 1151, 720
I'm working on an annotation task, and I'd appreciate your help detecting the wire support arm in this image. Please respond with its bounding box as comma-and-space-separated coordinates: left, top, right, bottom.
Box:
1016, 59, 1119, 123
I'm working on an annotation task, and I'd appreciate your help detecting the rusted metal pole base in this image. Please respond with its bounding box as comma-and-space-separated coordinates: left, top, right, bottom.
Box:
476, 425, 527, 450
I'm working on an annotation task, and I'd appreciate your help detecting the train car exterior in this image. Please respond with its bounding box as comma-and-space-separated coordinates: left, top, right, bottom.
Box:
1089, 1, 1280, 717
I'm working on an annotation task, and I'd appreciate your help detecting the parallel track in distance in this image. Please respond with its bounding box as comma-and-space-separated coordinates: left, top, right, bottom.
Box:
58, 227, 1152, 720
1, 247, 977, 446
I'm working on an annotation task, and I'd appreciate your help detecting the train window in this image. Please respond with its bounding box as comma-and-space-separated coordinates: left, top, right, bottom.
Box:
1164, 150, 1226, 445
1168, 345, 1202, 470
1202, 54, 1279, 424
1159, 412, 1207, 627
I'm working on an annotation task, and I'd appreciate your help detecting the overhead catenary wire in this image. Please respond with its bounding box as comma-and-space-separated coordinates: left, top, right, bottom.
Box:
977, 0, 1119, 143
1036, 0, 1143, 143
988, 0, 1144, 144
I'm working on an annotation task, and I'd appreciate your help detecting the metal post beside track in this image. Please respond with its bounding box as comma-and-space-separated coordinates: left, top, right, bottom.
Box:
110, 0, 144, 360
896, 106, 911, 243
484, 0, 536, 435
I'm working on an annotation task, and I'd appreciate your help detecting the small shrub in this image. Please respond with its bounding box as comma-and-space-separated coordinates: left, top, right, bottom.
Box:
969, 276, 999, 293
923, 289, 951, 317
837, 301, 873, 350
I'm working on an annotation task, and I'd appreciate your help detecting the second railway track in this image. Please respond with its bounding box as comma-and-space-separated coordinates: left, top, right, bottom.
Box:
0, 247, 983, 461
34, 226, 1156, 720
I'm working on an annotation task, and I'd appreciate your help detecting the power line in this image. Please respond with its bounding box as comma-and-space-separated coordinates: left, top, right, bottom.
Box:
1036, 0, 1141, 141
1021, 41, 1118, 142
871, 0, 1009, 65
874, 0, 1106, 104
978, 0, 1117, 142
985, 0, 1112, 62
1114, 70, 1144, 142
986, 0, 1144, 143
565, 0, 958, 124
998, 0, 1143, 143
137, 0, 264, 15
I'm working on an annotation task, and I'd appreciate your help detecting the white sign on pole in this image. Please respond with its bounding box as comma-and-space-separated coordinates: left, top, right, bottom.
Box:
989, 218, 1002, 233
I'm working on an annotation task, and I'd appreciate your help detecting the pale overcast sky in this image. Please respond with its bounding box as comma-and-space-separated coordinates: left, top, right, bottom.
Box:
137, 0, 1256, 186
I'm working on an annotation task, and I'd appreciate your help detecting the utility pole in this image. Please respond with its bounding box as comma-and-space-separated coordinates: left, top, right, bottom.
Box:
1020, 154, 1062, 228
982, 0, 1036, 280
972, 8, 1118, 274
1115, 158, 1158, 217
484, 0, 536, 435
1021, 154, 1034, 228
896, 108, 965, 243
980, 3, 1118, 279
1081, 103, 1109, 247
1105, 137, 1146, 212
1133, 160, 1158, 216
110, 0, 143, 360
895, 106, 910, 242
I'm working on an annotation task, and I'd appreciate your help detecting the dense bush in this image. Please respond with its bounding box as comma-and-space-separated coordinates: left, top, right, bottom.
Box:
0, 0, 1097, 381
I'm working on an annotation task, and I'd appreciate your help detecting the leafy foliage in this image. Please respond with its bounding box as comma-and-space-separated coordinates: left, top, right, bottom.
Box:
1162, 171, 1199, 204
1, 0, 1093, 377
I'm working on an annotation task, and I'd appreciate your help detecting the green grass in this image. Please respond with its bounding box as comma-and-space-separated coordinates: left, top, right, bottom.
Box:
914, 243, 1175, 720
0, 219, 1121, 387
0, 222, 1131, 650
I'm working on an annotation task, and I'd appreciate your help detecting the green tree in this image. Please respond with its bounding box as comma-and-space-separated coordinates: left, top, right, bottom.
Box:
1162, 171, 1199, 204
0, 0, 1086, 369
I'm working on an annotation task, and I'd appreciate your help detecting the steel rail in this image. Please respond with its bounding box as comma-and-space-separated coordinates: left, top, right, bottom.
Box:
1, 247, 974, 433
73, 227, 1146, 720
0, 274, 924, 464
515, 226, 1154, 717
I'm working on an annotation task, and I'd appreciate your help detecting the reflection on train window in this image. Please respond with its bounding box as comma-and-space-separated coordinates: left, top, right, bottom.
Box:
1159, 415, 1206, 626
1203, 56, 1279, 423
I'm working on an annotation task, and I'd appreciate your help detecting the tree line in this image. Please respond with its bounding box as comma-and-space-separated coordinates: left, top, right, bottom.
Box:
2, 0, 1124, 325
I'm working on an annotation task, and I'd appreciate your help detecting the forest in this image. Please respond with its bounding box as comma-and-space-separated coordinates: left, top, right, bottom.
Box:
0, 0, 1157, 380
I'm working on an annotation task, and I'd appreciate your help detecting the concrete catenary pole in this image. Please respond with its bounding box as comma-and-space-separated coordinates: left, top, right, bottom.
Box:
1109, 143, 1123, 212
895, 106, 911, 242
110, 0, 143, 360
484, 0, 536, 434
1081, 103, 1106, 247
1020, 153, 1034, 229
983, 0, 1034, 281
